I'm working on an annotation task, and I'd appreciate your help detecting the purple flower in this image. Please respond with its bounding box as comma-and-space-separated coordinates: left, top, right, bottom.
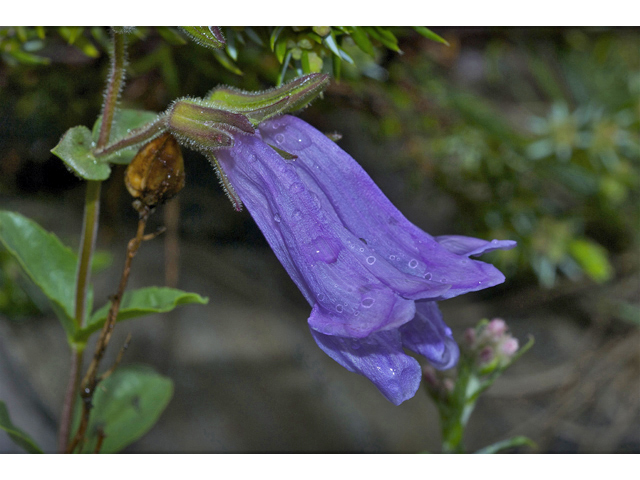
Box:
213, 115, 515, 405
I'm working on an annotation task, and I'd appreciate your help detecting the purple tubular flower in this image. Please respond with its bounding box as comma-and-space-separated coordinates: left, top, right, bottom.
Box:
214, 115, 515, 405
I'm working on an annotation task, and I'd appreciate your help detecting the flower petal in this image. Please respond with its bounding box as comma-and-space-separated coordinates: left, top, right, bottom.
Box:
215, 131, 436, 337
309, 327, 422, 405
399, 301, 459, 370
435, 235, 517, 257
259, 116, 513, 300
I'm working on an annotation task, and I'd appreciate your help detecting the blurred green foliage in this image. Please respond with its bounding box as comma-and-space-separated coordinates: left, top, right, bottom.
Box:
330, 29, 639, 287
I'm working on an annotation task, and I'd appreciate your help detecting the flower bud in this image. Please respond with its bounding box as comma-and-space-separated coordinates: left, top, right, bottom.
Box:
167, 99, 255, 153
125, 132, 185, 208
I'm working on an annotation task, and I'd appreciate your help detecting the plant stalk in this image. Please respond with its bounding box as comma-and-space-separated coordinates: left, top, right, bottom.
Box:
58, 28, 127, 453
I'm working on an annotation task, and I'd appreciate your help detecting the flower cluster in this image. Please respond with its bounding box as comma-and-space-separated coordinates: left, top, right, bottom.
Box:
210, 115, 515, 404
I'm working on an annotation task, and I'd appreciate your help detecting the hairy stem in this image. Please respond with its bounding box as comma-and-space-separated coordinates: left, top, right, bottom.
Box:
58, 28, 127, 453
94, 116, 167, 158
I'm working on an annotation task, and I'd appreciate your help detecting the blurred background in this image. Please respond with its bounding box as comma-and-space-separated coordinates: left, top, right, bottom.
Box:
0, 27, 638, 453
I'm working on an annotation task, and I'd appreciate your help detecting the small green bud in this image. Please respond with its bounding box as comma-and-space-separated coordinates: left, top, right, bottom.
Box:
167, 98, 255, 153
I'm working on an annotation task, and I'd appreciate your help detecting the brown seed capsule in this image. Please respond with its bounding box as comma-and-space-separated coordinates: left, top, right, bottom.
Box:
125, 132, 185, 208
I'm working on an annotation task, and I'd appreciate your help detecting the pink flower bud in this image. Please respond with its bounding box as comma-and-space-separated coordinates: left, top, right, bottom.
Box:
500, 337, 519, 357
479, 346, 494, 364
463, 327, 476, 347
486, 318, 507, 337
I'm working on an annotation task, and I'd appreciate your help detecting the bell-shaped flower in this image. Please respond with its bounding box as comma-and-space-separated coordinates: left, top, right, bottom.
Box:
212, 115, 515, 405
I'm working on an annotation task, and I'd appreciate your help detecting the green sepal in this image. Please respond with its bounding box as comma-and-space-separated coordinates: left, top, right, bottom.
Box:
179, 27, 225, 50
0, 210, 85, 340
72, 365, 173, 453
51, 126, 110, 180
207, 73, 330, 125
75, 286, 208, 343
0, 401, 44, 453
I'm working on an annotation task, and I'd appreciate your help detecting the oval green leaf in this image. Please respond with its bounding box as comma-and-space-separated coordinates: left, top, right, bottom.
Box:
51, 126, 110, 180
0, 211, 78, 338
77, 287, 208, 342
77, 365, 173, 453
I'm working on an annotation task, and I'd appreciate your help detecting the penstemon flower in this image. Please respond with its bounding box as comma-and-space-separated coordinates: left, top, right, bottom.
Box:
211, 115, 515, 405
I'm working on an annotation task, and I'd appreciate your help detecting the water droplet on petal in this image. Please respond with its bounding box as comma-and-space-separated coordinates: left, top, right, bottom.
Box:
359, 247, 364, 252
317, 293, 325, 301
275, 133, 285, 144
361, 297, 375, 308
274, 213, 281, 223
311, 236, 341, 264
353, 311, 359, 316
291, 209, 302, 221
424, 272, 432, 280
409, 259, 419, 268
389, 255, 396, 260
366, 256, 376, 265
336, 304, 343, 313
351, 341, 360, 350
247, 154, 257, 163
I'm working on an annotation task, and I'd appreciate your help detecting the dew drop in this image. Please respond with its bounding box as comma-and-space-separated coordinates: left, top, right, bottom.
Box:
288, 130, 311, 151
291, 209, 302, 221
351, 341, 361, 350
408, 259, 419, 268
353, 311, 359, 316
424, 272, 432, 280
247, 154, 257, 163
361, 297, 375, 308
359, 247, 364, 252
274, 213, 281, 223
336, 304, 343, 313
310, 192, 321, 210
389, 255, 396, 260
366, 256, 376, 265
317, 293, 325, 301
275, 133, 285, 144
311, 236, 341, 263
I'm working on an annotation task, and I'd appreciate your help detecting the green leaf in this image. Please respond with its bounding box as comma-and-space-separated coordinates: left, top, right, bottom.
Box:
92, 109, 161, 165
413, 27, 450, 46
77, 287, 208, 342
0, 401, 44, 453
475, 436, 536, 454
77, 365, 173, 453
179, 27, 225, 50
364, 27, 401, 53
569, 238, 614, 283
350, 27, 376, 58
51, 126, 110, 180
155, 27, 187, 46
212, 49, 243, 76
0, 211, 78, 338
270, 26, 284, 51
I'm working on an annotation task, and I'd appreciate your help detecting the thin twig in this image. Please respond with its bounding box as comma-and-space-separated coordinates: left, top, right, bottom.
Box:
66, 205, 155, 453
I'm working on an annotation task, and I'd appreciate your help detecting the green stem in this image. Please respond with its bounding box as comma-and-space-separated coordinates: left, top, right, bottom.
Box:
58, 28, 127, 453
94, 116, 167, 158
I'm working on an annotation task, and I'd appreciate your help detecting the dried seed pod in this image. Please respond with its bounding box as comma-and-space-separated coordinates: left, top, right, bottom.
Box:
125, 132, 185, 208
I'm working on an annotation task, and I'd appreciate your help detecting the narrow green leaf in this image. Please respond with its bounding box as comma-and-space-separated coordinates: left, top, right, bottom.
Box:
51, 126, 111, 180
155, 27, 187, 46
350, 27, 376, 57
475, 436, 536, 454
225, 30, 238, 61
0, 211, 79, 338
244, 27, 264, 46
77, 287, 208, 342
212, 49, 243, 76
413, 27, 450, 46
76, 366, 173, 453
278, 50, 293, 86
6, 49, 50, 65
270, 26, 284, 51
364, 27, 401, 52
275, 37, 288, 64
0, 401, 43, 453
323, 33, 342, 58
35, 26, 46, 39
